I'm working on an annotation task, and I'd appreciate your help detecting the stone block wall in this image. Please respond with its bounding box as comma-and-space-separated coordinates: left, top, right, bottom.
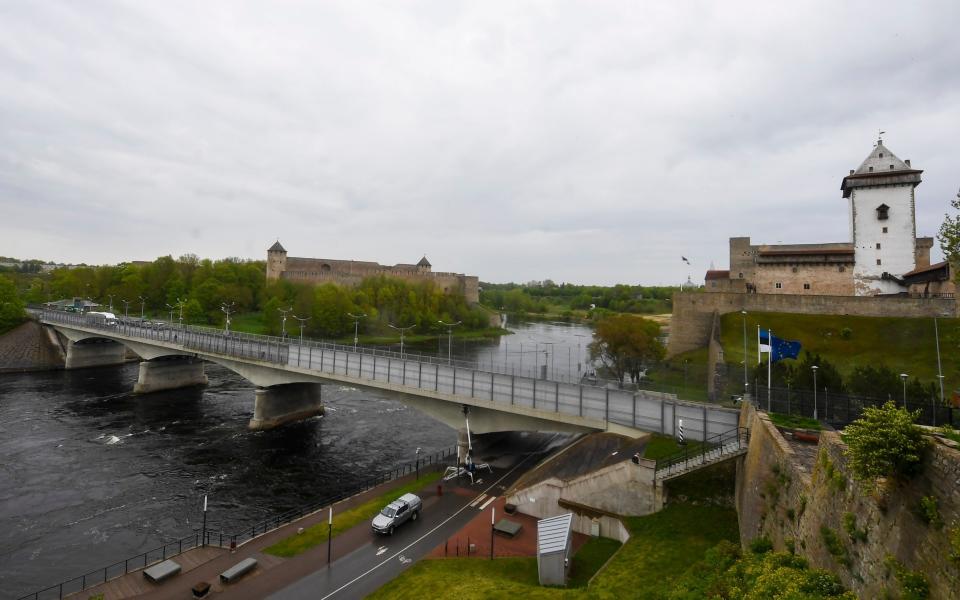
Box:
668, 291, 958, 356
737, 403, 960, 598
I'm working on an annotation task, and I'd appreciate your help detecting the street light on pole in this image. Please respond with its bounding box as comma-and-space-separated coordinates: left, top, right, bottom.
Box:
138, 296, 146, 322
415, 447, 421, 480
165, 303, 175, 324
327, 507, 333, 565
176, 297, 186, 327
934, 314, 946, 424
121, 299, 130, 320
900, 373, 908, 408
221, 302, 235, 334
388, 323, 415, 358
438, 320, 461, 365
107, 294, 114, 313
277, 306, 293, 339
348, 312, 367, 351
812, 365, 819, 420
293, 315, 310, 364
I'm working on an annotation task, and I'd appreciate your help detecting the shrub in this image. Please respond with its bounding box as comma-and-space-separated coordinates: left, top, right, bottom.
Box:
839, 327, 853, 339
885, 555, 930, 600
917, 496, 943, 528
749, 535, 774, 554
949, 521, 960, 564
842, 512, 868, 543
843, 401, 928, 482
821, 525, 850, 567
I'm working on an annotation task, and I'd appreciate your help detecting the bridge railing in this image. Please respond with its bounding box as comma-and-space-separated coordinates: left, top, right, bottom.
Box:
41, 309, 741, 441
653, 426, 750, 478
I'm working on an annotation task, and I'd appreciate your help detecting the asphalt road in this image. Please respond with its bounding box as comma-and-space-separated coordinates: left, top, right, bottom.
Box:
265, 432, 567, 600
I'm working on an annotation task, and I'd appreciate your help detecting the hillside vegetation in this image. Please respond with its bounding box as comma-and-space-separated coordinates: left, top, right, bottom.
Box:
718, 311, 960, 391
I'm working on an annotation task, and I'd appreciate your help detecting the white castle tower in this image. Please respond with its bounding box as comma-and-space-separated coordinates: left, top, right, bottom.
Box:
841, 137, 923, 295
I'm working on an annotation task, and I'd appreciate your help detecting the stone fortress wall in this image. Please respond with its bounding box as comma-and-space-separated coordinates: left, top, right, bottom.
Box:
736, 403, 960, 599
266, 243, 480, 304
668, 290, 957, 357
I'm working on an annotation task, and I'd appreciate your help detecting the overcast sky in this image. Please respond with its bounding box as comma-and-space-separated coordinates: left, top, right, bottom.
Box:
1, 1, 958, 285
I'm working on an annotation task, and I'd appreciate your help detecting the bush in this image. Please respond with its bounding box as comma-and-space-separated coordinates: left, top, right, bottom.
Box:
843, 401, 928, 482
917, 496, 943, 528
749, 536, 773, 554
949, 521, 960, 564
839, 327, 853, 339
843, 512, 868, 543
820, 525, 850, 567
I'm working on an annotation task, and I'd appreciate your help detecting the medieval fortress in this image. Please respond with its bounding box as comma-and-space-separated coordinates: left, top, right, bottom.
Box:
265, 241, 480, 304
669, 138, 957, 357
705, 137, 953, 298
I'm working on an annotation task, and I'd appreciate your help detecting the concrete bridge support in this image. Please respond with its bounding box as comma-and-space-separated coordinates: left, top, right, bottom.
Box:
133, 357, 208, 394
249, 383, 324, 430
64, 339, 127, 370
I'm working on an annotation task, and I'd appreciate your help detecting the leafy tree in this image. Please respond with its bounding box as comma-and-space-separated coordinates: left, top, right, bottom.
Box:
0, 275, 26, 333
938, 189, 960, 269
844, 401, 928, 482
588, 315, 665, 385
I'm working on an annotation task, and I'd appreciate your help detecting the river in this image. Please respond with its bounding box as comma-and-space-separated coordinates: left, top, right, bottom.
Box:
0, 319, 593, 597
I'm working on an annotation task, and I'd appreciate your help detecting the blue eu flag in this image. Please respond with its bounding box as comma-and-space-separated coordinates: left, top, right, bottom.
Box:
770, 334, 801, 363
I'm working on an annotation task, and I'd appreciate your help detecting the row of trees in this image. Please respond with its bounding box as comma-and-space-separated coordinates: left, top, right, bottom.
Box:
0, 275, 26, 334
8, 255, 490, 340
480, 282, 678, 315
751, 352, 942, 403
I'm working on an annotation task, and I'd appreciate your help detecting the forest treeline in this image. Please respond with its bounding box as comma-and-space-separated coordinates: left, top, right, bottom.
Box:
479, 280, 680, 315
4, 255, 490, 339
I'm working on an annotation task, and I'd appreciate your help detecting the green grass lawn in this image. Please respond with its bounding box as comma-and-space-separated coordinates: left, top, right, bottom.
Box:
366, 503, 739, 599
567, 537, 622, 588
719, 311, 960, 387
264, 471, 441, 558
642, 434, 705, 461
768, 412, 823, 430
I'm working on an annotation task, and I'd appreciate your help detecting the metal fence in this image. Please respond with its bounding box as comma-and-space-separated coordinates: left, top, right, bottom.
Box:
754, 385, 958, 427
654, 426, 750, 478
16, 447, 456, 600
41, 309, 742, 441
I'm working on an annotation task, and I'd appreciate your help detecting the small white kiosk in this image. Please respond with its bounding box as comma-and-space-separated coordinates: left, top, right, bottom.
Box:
537, 513, 574, 586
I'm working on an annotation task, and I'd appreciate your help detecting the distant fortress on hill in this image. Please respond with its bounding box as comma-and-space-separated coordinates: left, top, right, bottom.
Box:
265, 241, 480, 304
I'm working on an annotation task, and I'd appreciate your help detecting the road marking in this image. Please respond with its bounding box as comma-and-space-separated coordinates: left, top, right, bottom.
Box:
478, 496, 497, 511
375, 546, 388, 556
398, 554, 412, 564
469, 494, 487, 508
315, 435, 558, 600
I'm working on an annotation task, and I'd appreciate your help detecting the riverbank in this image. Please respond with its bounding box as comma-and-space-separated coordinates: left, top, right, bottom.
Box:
0, 319, 64, 372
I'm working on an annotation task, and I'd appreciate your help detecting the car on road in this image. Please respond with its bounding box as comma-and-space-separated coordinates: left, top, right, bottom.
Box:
371, 493, 422, 535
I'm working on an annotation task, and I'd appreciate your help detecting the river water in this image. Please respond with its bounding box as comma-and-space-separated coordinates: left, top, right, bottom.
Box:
0, 319, 592, 597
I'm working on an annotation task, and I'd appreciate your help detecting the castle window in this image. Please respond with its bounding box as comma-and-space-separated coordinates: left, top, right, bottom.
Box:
868, 166, 874, 172
890, 164, 895, 170
876, 243, 881, 250
775, 282, 782, 289
876, 204, 889, 220
803, 283, 811, 290
320, 263, 331, 272
838, 266, 845, 272
738, 272, 743, 279
791, 267, 798, 273
879, 152, 884, 158
882, 227, 888, 233
877, 259, 882, 266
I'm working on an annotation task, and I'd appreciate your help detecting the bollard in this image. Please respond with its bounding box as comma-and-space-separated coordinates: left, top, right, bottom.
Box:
437, 484, 443, 497
678, 418, 685, 445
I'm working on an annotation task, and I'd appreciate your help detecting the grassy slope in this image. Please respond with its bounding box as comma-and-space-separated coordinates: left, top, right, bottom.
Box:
264, 472, 441, 558
366, 504, 738, 600
719, 311, 960, 385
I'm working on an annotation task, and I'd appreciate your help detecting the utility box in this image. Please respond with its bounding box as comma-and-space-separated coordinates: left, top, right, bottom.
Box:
537, 513, 574, 587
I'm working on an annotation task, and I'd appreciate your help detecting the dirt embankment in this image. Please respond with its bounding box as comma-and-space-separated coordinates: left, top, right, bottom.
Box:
0, 319, 65, 372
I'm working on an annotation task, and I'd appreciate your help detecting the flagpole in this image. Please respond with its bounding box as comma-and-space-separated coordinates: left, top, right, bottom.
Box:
767, 330, 773, 412
757, 325, 761, 365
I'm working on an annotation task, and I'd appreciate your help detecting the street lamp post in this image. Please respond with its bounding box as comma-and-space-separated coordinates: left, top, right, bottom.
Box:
138, 296, 146, 321
934, 315, 945, 425
347, 312, 367, 351
176, 297, 186, 327
327, 507, 333, 565
121, 299, 130, 320
438, 320, 462, 365
741, 310, 749, 397
812, 365, 819, 420
415, 447, 421, 480
388, 323, 415, 358
107, 294, 114, 313
277, 306, 293, 340
221, 302, 235, 334
900, 373, 908, 408
165, 304, 175, 326
293, 315, 310, 364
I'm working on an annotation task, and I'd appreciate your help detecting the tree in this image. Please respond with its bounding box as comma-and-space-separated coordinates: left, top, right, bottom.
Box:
0, 275, 26, 333
843, 401, 927, 482
938, 189, 960, 268
588, 315, 665, 385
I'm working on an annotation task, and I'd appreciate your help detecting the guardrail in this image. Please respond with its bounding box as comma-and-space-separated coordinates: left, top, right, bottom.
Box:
16, 446, 456, 600
653, 426, 749, 478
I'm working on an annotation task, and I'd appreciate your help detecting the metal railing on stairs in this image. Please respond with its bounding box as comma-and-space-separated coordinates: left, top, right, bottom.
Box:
654, 426, 750, 479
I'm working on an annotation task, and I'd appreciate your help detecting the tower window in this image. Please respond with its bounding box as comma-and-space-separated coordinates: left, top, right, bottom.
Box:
803, 283, 811, 290
877, 259, 882, 266
890, 164, 895, 170
791, 267, 798, 273
876, 204, 889, 220
882, 227, 888, 233
738, 272, 743, 279
775, 282, 782, 289
868, 166, 874, 172
839, 266, 845, 272
879, 152, 884, 158
876, 243, 881, 250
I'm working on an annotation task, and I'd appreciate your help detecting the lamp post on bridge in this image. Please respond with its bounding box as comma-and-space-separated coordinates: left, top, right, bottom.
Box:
106, 294, 114, 313
900, 373, 908, 408
278, 306, 293, 340
165, 303, 176, 325
175, 297, 186, 328
348, 312, 367, 351
388, 323, 415, 358
138, 296, 146, 322
121, 299, 131, 320
221, 302, 235, 335
438, 320, 461, 365
293, 315, 310, 364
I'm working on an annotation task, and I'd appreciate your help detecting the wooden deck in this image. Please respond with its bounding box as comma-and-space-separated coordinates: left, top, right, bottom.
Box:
66, 546, 228, 600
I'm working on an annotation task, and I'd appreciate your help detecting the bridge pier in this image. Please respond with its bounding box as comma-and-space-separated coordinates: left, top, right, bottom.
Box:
64, 339, 127, 370
133, 357, 208, 394
249, 383, 324, 430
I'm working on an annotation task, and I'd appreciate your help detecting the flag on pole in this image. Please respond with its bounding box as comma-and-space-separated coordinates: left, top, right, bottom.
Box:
770, 334, 802, 363
681, 256, 690, 265
758, 327, 771, 363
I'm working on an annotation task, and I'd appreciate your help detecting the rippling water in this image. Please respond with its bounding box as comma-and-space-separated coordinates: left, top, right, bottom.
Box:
0, 319, 593, 597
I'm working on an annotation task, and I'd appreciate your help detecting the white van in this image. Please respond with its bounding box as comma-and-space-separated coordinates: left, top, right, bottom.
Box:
85, 311, 118, 326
